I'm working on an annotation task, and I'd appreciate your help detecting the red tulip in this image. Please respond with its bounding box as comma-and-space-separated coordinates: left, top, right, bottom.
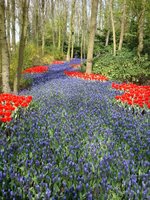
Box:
64, 71, 108, 82
112, 83, 150, 109
0, 93, 33, 123
23, 66, 48, 74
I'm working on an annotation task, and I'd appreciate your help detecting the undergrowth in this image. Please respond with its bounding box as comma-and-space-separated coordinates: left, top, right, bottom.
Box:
92, 48, 150, 85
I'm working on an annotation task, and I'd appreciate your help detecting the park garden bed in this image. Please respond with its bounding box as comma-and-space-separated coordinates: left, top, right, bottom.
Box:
0, 59, 149, 199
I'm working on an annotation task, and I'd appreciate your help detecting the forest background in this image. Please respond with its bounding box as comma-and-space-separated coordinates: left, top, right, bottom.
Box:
0, 0, 150, 93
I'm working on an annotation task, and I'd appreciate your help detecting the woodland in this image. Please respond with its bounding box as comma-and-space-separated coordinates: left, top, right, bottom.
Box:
0, 0, 150, 199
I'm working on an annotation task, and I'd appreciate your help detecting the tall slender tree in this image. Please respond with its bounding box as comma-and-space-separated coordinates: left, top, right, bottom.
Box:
109, 0, 116, 56
13, 0, 29, 93
137, 0, 146, 57
104, 0, 110, 46
6, 0, 10, 51
51, 0, 56, 52
86, 0, 99, 74
11, 0, 16, 51
118, 0, 126, 51
41, 0, 45, 55
0, 0, 2, 92
0, 0, 11, 93
98, 0, 103, 31
66, 0, 76, 61
35, 0, 39, 51
61, 0, 68, 54
81, 0, 87, 59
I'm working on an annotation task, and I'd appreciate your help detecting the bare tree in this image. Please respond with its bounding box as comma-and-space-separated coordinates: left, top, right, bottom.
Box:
137, 0, 146, 57
35, 0, 39, 50
51, 0, 56, 51
98, 0, 103, 31
6, 0, 11, 51
41, 0, 46, 55
13, 0, 30, 93
66, 0, 76, 61
104, 0, 110, 46
81, 0, 87, 60
11, 0, 16, 51
61, 0, 68, 54
56, 0, 67, 52
109, 0, 116, 56
118, 0, 126, 51
0, 0, 11, 93
86, 0, 99, 74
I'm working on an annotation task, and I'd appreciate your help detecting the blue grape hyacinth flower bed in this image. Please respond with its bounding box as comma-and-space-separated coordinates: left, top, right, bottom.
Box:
0, 59, 150, 200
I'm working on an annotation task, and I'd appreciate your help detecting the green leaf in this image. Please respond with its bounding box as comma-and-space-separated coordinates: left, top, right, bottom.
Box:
20, 166, 25, 172
29, 152, 33, 158
48, 129, 54, 137
91, 163, 95, 173
53, 183, 60, 194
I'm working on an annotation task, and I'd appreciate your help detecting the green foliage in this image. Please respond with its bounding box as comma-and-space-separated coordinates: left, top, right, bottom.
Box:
10, 43, 38, 80
23, 43, 53, 66
45, 45, 65, 60
94, 34, 106, 55
52, 49, 65, 60
92, 48, 150, 85
10, 43, 54, 75
18, 77, 33, 91
9, 43, 54, 91
8, 76, 33, 92
80, 64, 86, 72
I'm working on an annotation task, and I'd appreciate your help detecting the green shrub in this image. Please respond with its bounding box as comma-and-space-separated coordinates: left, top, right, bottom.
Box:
92, 48, 150, 85
45, 45, 65, 60
9, 43, 54, 91
19, 77, 33, 91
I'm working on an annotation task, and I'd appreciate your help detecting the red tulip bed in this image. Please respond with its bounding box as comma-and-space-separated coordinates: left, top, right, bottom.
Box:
23, 66, 48, 74
64, 71, 109, 81
52, 60, 64, 64
0, 93, 32, 123
112, 82, 150, 109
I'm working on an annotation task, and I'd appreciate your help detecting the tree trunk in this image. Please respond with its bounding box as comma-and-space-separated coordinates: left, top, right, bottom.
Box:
137, 0, 146, 57
81, 0, 84, 60
41, 0, 45, 55
35, 0, 39, 51
109, 0, 116, 56
0, 0, 11, 93
86, 0, 99, 74
104, 0, 110, 46
81, 0, 87, 60
61, 1, 68, 54
13, 0, 29, 94
11, 0, 16, 51
83, 0, 87, 59
71, 32, 74, 59
105, 29, 110, 46
58, 20, 61, 50
6, 0, 10, 52
66, 0, 76, 61
51, 0, 56, 52
80, 36, 83, 60
118, 0, 126, 51
0, 1, 2, 92
98, 0, 103, 32
0, 48, 1, 92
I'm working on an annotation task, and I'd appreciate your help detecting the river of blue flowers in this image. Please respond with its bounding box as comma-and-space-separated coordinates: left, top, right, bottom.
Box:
0, 59, 149, 200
